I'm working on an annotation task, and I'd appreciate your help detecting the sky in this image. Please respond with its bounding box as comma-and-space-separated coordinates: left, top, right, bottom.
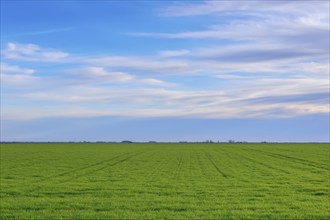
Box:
1, 0, 329, 142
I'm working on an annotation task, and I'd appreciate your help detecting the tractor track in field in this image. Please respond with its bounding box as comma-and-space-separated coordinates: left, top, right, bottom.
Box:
204, 152, 228, 178
196, 154, 208, 177
144, 157, 166, 180
25, 151, 144, 193
219, 148, 292, 175
134, 151, 161, 180
145, 151, 180, 181
57, 151, 147, 183
173, 154, 184, 181
35, 152, 130, 183
246, 148, 329, 170
239, 152, 291, 174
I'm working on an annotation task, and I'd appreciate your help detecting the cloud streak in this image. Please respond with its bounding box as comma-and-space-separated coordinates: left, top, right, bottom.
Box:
1, 63, 35, 74
6, 27, 75, 37
1, 42, 69, 62
159, 1, 329, 19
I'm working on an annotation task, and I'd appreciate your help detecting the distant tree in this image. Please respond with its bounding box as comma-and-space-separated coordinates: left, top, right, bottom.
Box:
121, 140, 133, 143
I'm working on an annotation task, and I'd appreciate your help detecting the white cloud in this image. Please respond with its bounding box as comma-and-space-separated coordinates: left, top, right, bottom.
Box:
158, 49, 190, 57
1, 39, 328, 120
1, 63, 35, 74
140, 78, 166, 85
139, 78, 177, 87
134, 14, 329, 52
68, 67, 178, 87
1, 73, 40, 86
82, 67, 134, 82
159, 1, 329, 19
1, 42, 69, 62
0, 63, 39, 86
1, 42, 328, 120
296, 13, 329, 29
87, 55, 191, 74
129, 1, 329, 84
3, 73, 328, 120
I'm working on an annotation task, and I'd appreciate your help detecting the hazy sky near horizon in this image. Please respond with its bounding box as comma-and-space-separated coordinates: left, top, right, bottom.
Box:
1, 1, 329, 142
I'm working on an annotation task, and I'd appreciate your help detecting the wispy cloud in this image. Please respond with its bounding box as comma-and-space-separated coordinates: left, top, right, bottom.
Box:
158, 49, 190, 57
86, 55, 191, 74
2, 73, 328, 120
159, 1, 329, 19
0, 62, 38, 86
79, 67, 135, 82
139, 78, 177, 87
1, 42, 69, 62
7, 27, 75, 37
1, 63, 35, 74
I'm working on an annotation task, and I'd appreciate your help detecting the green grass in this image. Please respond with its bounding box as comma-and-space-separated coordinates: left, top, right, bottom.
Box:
0, 143, 329, 219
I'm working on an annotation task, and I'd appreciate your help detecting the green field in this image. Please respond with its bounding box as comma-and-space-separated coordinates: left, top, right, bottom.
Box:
0, 143, 329, 219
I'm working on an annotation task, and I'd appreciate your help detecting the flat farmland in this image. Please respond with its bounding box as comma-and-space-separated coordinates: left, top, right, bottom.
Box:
0, 143, 329, 219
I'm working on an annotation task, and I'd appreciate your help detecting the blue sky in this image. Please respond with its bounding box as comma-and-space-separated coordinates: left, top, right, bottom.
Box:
1, 1, 329, 142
